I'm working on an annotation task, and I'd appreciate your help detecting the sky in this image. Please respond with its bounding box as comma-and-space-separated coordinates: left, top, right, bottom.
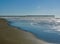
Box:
0, 0, 60, 17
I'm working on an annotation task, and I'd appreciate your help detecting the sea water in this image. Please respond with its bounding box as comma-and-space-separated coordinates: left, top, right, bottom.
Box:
5, 18, 60, 44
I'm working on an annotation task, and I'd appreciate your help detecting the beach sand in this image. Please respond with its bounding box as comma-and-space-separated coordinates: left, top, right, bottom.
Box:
0, 18, 48, 44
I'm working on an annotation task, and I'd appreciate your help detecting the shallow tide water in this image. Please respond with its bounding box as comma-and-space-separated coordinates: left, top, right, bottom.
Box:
5, 18, 60, 44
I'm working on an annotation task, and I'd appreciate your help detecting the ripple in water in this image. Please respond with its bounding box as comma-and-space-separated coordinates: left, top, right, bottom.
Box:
6, 18, 60, 44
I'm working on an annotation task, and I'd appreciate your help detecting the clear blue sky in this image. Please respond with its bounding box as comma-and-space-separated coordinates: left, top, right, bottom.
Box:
0, 0, 60, 17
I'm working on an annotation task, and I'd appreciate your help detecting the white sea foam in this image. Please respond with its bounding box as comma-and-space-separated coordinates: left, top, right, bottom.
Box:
5, 18, 60, 44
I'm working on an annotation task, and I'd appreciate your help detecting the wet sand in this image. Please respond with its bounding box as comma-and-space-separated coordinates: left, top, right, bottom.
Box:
0, 18, 48, 44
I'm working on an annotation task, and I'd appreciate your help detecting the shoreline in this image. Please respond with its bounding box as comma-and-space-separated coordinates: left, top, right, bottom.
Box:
0, 18, 51, 44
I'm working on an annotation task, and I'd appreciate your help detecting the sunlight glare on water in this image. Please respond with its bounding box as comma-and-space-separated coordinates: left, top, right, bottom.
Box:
5, 18, 60, 44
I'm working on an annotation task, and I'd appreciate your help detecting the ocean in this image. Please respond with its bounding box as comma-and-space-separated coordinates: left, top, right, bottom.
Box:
5, 18, 60, 44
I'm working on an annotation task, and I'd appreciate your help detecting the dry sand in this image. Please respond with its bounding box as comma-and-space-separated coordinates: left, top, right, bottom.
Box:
0, 18, 49, 44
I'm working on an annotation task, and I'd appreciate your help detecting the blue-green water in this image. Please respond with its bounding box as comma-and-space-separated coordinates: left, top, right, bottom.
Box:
6, 19, 60, 44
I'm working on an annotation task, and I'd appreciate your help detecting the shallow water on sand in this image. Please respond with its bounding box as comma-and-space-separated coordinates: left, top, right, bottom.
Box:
5, 18, 60, 44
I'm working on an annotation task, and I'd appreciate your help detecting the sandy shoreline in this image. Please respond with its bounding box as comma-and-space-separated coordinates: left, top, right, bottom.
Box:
0, 18, 49, 44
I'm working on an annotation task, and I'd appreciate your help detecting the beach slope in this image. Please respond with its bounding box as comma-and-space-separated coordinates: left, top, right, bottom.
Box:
0, 18, 48, 44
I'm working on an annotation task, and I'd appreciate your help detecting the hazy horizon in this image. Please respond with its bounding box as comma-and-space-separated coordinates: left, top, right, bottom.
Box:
0, 0, 60, 17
